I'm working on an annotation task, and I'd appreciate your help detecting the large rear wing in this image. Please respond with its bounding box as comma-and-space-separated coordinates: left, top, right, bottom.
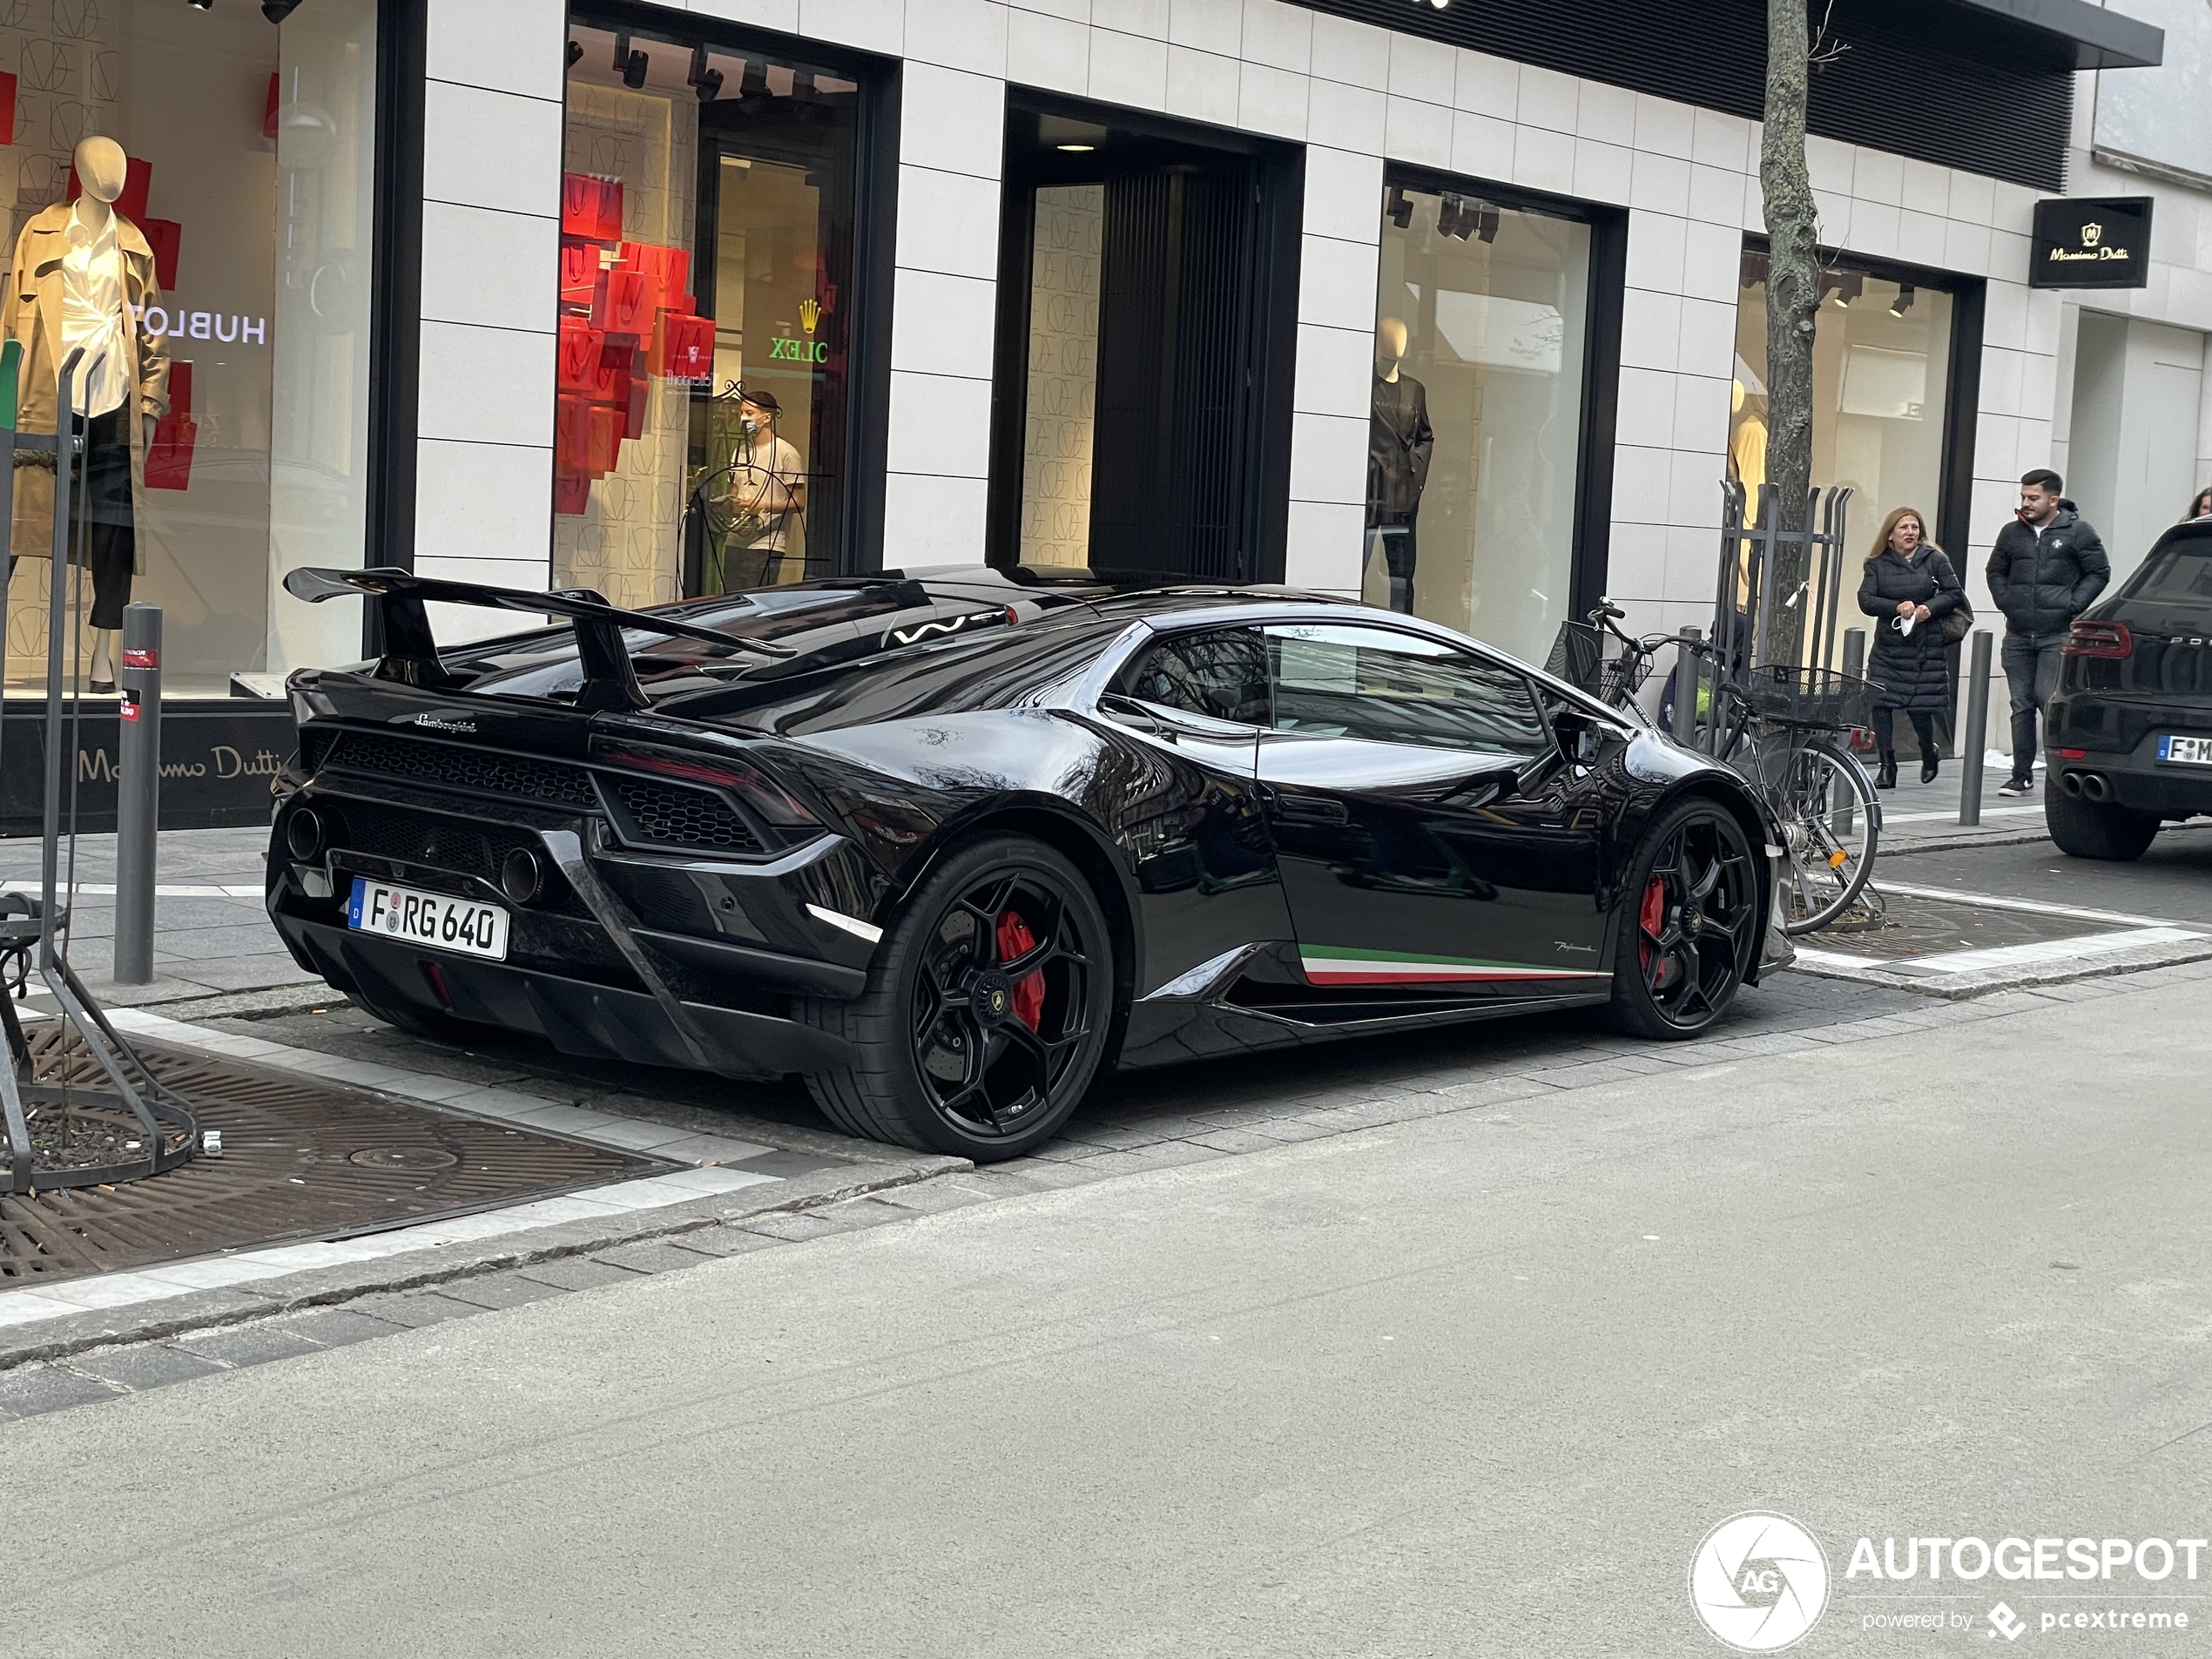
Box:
282, 566, 792, 712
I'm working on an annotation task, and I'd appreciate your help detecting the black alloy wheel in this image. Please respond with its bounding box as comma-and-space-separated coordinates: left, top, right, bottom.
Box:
801, 834, 1116, 1159
1605, 799, 1760, 1039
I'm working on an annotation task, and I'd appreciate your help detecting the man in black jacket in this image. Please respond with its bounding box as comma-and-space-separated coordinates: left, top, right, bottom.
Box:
1986, 469, 2110, 797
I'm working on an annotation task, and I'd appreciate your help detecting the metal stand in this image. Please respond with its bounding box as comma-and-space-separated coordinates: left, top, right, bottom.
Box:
1716, 482, 1855, 703
0, 346, 196, 1192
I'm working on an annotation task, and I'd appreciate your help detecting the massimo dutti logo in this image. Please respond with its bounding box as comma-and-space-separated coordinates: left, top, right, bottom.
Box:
2047, 219, 2129, 266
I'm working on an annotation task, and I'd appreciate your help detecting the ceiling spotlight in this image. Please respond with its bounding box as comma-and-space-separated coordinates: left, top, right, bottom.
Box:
1437, 193, 1500, 244
1386, 186, 1414, 230
186, 0, 214, 10
1890, 283, 1916, 316
614, 31, 648, 90
687, 44, 724, 102
261, 0, 303, 19
1056, 143, 1095, 152
566, 39, 583, 69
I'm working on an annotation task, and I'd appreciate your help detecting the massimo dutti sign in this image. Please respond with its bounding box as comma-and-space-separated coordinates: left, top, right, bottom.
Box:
2030, 197, 2153, 289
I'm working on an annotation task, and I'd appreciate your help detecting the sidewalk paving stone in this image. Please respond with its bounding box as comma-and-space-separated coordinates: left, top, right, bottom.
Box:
437, 1272, 575, 1311
69, 1344, 227, 1393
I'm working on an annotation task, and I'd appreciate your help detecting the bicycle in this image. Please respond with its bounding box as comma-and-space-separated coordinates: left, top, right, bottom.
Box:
1548, 603, 1883, 935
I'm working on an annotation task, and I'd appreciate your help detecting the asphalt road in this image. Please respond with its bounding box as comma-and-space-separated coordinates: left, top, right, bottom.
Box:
1888, 816, 2212, 923
8, 974, 2210, 1657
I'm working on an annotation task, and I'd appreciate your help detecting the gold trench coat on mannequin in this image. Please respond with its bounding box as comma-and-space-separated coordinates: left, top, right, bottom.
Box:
0, 203, 172, 573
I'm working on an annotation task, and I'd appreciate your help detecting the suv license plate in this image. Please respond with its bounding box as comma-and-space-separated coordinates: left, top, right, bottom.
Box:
2159, 734, 2212, 766
347, 877, 509, 961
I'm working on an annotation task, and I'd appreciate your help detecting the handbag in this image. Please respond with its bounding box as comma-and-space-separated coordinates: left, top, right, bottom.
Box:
1930, 546, 1974, 644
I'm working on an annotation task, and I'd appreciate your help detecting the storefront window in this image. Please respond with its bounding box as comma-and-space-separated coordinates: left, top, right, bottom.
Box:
1368, 179, 1593, 664
1730, 256, 1956, 552
558, 17, 863, 606
0, 0, 379, 695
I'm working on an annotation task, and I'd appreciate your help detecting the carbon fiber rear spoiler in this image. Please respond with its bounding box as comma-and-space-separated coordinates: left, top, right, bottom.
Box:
282, 566, 792, 712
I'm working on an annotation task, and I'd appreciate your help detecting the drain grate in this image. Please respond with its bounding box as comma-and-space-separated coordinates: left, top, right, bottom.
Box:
0, 1035, 657, 1284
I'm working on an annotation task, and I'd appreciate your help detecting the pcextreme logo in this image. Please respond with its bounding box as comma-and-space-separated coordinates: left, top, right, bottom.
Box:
1690, 1512, 1831, 1651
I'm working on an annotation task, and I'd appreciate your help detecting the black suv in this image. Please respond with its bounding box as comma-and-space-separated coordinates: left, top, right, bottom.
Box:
2044, 518, 2212, 860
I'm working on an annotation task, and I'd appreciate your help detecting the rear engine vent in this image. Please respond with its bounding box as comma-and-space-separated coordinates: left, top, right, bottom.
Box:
327, 800, 589, 917
610, 778, 761, 853
320, 730, 599, 808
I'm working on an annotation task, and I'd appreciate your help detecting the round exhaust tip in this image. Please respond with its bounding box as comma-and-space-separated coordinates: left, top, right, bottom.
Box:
500, 847, 543, 907
285, 807, 323, 860
2081, 773, 2112, 803
2059, 772, 2082, 797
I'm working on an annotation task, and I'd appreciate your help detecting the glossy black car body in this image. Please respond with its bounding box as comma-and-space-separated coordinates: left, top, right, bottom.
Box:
2046, 519, 2212, 858
266, 566, 1785, 1154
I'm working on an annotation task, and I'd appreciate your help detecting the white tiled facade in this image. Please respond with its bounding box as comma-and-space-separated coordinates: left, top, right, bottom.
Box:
410, 0, 2212, 644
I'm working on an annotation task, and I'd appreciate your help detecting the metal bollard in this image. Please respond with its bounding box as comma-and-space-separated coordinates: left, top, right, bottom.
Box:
1959, 629, 1993, 827
1837, 627, 1866, 838
1672, 626, 1702, 745
112, 604, 160, 985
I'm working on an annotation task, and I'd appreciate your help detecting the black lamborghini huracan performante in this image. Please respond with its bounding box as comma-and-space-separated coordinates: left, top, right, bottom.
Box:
267, 566, 1791, 1160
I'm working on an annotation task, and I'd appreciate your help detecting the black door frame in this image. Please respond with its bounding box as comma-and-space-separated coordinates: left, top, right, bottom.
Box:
987, 89, 1302, 582
1374, 162, 1629, 632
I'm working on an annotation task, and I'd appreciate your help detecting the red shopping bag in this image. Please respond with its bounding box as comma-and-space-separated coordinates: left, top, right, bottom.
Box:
593, 268, 653, 341
557, 318, 605, 391
561, 172, 622, 244
659, 311, 714, 380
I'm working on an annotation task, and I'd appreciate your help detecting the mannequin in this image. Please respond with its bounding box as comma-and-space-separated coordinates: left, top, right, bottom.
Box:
2, 137, 171, 691
1367, 316, 1433, 614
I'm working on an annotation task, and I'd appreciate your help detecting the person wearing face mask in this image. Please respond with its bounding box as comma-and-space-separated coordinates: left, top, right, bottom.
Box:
718, 388, 806, 590
1857, 507, 1963, 788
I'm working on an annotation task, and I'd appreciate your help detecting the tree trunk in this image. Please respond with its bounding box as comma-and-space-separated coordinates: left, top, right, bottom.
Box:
1760, 0, 1820, 664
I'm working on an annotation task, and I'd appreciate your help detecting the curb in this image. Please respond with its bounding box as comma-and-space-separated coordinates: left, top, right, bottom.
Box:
0, 1153, 970, 1373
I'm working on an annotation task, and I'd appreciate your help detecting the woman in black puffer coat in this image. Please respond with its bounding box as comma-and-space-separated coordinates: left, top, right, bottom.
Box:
1858, 507, 1965, 788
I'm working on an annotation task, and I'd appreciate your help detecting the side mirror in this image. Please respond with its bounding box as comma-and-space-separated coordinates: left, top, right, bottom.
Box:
1552, 708, 1608, 765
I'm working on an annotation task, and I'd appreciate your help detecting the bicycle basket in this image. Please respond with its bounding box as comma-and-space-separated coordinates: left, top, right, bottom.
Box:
1740, 664, 1880, 731
1543, 620, 1607, 695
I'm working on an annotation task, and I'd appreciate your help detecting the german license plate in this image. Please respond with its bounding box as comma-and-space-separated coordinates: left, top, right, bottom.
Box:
2159, 734, 2212, 766
347, 877, 509, 961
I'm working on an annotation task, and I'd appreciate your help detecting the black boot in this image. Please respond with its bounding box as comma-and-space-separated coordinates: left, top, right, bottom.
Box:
1876, 752, 1898, 790
1919, 751, 1939, 784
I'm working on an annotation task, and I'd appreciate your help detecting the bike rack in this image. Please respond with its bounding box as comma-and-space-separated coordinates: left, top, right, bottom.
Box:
0, 343, 199, 1193
1703, 481, 1853, 754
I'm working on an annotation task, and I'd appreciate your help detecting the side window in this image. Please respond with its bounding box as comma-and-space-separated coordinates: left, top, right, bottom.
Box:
1264, 623, 1549, 756
1114, 628, 1270, 726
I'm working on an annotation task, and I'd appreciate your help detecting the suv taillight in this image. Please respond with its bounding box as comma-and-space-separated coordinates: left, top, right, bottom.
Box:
2063, 620, 2132, 659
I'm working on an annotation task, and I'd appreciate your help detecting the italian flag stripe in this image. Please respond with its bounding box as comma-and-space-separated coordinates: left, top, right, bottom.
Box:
1300, 945, 1608, 986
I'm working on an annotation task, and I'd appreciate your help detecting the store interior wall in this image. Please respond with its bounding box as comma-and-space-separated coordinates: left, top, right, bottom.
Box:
2066, 311, 2205, 580
1018, 183, 1100, 570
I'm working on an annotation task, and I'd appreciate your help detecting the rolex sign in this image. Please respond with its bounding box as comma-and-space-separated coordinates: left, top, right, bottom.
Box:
2030, 197, 2153, 289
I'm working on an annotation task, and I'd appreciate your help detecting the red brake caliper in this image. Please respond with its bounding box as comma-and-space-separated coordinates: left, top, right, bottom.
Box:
994, 910, 1046, 1030
1638, 877, 1666, 974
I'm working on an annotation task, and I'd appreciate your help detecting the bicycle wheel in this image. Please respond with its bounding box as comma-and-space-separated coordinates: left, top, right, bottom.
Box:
1768, 733, 1880, 934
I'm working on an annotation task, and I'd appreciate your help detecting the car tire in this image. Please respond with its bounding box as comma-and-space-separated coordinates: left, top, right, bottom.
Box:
799, 833, 1116, 1161
2047, 789, 2160, 861
1604, 798, 1761, 1042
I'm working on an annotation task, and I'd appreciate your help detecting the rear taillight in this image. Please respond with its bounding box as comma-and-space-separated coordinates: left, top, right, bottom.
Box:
2063, 620, 2132, 658
597, 742, 819, 827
